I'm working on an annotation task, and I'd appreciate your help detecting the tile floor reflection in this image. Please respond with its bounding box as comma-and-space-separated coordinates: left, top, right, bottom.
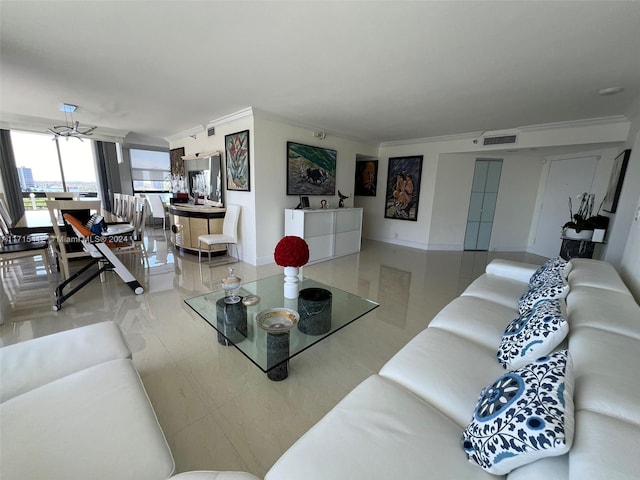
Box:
0, 231, 546, 478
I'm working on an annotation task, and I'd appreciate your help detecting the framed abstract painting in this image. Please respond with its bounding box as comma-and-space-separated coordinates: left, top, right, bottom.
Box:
287, 141, 336, 195
225, 130, 250, 191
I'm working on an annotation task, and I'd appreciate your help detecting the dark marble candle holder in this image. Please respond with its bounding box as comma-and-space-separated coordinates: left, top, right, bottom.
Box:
216, 298, 248, 346
298, 287, 332, 335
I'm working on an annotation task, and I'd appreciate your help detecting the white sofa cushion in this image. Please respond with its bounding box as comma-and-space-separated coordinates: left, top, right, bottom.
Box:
567, 258, 632, 295
0, 358, 174, 480
485, 259, 539, 284
429, 296, 516, 350
462, 350, 574, 475
569, 411, 640, 480
567, 286, 640, 340
506, 454, 569, 480
265, 374, 503, 480
462, 273, 530, 310
379, 327, 505, 427
497, 299, 568, 370
569, 326, 640, 424
169, 472, 259, 480
0, 321, 131, 403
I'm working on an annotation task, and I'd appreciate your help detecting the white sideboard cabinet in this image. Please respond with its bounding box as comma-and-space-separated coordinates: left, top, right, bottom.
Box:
284, 208, 363, 264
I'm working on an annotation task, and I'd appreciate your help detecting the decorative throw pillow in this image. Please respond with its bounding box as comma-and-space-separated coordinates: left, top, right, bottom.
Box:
518, 279, 569, 314
497, 299, 568, 370
461, 350, 574, 475
529, 257, 571, 286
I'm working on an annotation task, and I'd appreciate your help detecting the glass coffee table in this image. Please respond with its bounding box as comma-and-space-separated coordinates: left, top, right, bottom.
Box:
185, 274, 378, 380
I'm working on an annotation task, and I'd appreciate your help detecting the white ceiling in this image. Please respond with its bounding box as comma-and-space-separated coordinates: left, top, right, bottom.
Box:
1, 1, 640, 144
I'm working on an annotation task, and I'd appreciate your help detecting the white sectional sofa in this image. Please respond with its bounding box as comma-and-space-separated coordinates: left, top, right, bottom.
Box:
0, 321, 258, 480
265, 258, 640, 480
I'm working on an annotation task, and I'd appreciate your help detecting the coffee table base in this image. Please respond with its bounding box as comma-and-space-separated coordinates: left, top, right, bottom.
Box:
267, 331, 290, 381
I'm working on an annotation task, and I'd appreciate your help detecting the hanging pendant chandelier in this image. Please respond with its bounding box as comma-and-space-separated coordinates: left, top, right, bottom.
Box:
48, 103, 97, 141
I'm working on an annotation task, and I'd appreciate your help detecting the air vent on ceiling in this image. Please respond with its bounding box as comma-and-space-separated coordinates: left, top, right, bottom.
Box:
207, 126, 215, 137
483, 134, 518, 146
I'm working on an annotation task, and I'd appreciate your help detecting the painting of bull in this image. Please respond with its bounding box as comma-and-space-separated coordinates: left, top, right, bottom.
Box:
287, 141, 336, 195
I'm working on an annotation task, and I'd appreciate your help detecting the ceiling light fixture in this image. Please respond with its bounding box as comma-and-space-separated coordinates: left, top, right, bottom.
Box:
597, 86, 624, 96
48, 103, 97, 141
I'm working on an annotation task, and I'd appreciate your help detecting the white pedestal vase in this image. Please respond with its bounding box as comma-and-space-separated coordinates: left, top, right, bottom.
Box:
283, 266, 300, 299
563, 228, 593, 240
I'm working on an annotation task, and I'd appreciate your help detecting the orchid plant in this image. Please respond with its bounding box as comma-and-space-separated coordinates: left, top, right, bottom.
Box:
563, 193, 609, 232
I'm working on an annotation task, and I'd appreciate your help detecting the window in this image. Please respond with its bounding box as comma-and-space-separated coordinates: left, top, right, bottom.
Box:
10, 130, 98, 200
130, 149, 170, 192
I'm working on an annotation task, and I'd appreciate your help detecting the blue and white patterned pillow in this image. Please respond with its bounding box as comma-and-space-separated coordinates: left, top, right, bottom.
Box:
518, 279, 569, 314
497, 299, 568, 370
529, 257, 571, 287
462, 350, 574, 475
529, 267, 563, 288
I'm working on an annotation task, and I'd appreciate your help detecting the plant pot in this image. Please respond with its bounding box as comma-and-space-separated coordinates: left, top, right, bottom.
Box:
563, 227, 593, 240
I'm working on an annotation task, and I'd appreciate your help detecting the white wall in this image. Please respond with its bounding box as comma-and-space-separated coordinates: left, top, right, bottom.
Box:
618, 101, 640, 301
605, 115, 640, 268
373, 119, 629, 254
169, 109, 378, 265
163, 106, 640, 274
252, 112, 378, 265
169, 114, 256, 263
427, 152, 542, 251
370, 143, 439, 249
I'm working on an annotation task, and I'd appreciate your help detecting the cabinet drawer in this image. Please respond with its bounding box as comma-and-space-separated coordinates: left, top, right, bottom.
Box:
306, 235, 334, 263
334, 230, 361, 257
305, 212, 335, 237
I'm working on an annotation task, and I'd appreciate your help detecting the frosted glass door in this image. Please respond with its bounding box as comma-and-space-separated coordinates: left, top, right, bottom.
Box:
464, 159, 502, 250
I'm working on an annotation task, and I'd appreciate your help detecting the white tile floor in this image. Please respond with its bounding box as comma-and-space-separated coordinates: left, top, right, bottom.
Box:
0, 231, 546, 478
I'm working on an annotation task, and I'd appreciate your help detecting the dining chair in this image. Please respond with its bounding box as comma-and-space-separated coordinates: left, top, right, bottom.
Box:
45, 192, 77, 200
46, 200, 101, 279
112, 197, 149, 268
0, 205, 52, 281
198, 204, 241, 264
147, 194, 169, 230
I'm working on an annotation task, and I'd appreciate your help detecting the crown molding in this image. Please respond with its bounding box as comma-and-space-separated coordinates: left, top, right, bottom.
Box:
250, 107, 379, 145
208, 107, 254, 127
517, 115, 628, 132
379, 116, 630, 148
380, 131, 481, 148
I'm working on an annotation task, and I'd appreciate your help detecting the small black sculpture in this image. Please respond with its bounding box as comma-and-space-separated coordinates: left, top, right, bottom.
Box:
338, 190, 349, 208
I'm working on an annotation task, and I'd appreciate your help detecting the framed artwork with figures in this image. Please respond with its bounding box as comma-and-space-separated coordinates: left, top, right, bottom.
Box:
384, 155, 423, 221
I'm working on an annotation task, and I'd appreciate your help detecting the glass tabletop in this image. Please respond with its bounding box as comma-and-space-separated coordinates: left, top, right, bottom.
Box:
185, 274, 378, 373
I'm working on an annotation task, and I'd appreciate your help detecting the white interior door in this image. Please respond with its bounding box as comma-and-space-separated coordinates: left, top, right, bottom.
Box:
531, 156, 599, 258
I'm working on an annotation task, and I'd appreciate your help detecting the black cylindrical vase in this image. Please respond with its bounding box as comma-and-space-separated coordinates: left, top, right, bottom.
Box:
298, 288, 332, 335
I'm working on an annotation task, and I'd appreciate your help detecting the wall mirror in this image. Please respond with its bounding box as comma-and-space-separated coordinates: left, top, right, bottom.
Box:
183, 152, 224, 205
